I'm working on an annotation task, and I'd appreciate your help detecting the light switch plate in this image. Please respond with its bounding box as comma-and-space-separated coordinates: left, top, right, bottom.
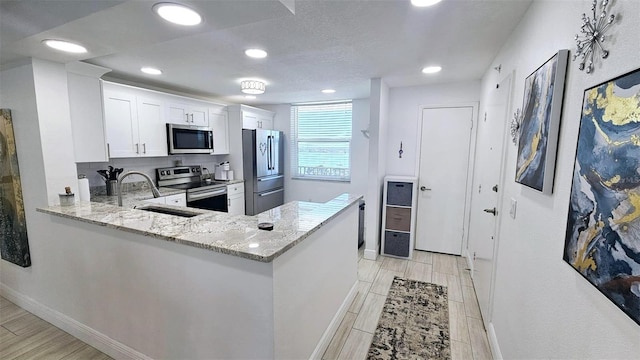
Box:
510, 198, 517, 219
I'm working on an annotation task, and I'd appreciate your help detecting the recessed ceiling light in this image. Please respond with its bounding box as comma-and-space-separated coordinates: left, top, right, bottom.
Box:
322, 89, 336, 94
245, 49, 268, 59
411, 0, 442, 7
153, 3, 202, 26
245, 95, 257, 99
422, 66, 442, 74
141, 67, 163, 75
42, 39, 87, 54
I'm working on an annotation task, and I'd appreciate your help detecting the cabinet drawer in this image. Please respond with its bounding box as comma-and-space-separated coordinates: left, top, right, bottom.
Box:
227, 183, 244, 196
384, 231, 410, 258
387, 182, 413, 206
165, 193, 186, 207
385, 207, 411, 232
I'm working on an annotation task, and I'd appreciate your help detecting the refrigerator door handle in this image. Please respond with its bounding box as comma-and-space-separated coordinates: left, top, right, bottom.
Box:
258, 175, 284, 182
258, 188, 284, 197
268, 135, 274, 170
267, 135, 271, 170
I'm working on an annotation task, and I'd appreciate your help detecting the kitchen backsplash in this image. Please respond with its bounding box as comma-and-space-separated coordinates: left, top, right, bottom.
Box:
77, 154, 228, 187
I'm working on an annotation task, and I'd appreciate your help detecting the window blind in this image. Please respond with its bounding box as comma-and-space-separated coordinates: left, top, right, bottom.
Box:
291, 102, 352, 181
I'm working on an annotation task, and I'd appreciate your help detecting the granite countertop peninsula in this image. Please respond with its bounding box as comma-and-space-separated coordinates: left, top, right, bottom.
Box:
37, 191, 362, 262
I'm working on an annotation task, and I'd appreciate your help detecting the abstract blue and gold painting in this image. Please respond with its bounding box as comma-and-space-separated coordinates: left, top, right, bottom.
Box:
0, 109, 31, 267
564, 68, 640, 326
515, 50, 569, 194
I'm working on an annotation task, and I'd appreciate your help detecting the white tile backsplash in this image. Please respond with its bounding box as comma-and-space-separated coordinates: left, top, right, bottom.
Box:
77, 154, 228, 187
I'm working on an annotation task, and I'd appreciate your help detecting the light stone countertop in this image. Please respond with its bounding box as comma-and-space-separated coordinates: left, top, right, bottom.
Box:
37, 193, 363, 262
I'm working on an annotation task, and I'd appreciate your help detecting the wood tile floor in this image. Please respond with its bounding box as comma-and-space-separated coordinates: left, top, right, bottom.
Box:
1, 249, 490, 360
322, 248, 493, 360
0, 297, 112, 360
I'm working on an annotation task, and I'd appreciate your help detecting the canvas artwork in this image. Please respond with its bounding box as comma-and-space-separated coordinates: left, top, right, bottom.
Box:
515, 50, 569, 194
564, 68, 640, 326
0, 109, 31, 267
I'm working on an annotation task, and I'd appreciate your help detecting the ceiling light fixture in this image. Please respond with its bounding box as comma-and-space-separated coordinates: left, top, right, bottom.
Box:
153, 3, 202, 26
322, 89, 336, 94
141, 67, 163, 75
245, 49, 268, 59
42, 39, 87, 54
422, 66, 442, 74
411, 0, 442, 7
241, 80, 266, 95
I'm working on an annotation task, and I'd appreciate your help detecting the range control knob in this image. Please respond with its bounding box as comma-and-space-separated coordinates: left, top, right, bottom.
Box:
166, 170, 171, 175
160, 171, 165, 176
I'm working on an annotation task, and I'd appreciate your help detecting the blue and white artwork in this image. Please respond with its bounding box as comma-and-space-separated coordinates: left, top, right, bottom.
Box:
515, 50, 568, 194
564, 68, 640, 326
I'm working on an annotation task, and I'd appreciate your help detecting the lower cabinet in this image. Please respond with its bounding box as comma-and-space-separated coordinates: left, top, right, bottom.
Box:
227, 183, 245, 216
143, 193, 186, 207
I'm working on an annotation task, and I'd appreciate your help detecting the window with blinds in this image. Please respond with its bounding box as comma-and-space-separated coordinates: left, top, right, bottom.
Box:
290, 102, 352, 181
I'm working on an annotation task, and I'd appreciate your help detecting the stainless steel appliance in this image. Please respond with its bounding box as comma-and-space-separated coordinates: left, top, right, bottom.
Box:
167, 124, 214, 154
157, 165, 228, 212
242, 129, 284, 215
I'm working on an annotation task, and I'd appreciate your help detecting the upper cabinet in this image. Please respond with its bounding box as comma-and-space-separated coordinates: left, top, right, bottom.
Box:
228, 104, 275, 130
210, 109, 229, 155
103, 82, 167, 158
66, 62, 111, 163
97, 81, 230, 159
166, 101, 208, 126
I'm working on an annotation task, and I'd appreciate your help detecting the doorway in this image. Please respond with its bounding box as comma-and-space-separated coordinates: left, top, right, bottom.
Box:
415, 106, 475, 255
467, 74, 512, 326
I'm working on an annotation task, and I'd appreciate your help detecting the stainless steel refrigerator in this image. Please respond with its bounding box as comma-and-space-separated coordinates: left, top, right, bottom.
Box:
242, 129, 284, 215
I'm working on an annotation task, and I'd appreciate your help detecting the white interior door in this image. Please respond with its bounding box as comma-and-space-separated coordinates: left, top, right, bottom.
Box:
467, 75, 511, 326
415, 107, 474, 255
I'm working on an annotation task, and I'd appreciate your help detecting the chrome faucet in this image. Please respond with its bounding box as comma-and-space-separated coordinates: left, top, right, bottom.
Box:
117, 171, 161, 206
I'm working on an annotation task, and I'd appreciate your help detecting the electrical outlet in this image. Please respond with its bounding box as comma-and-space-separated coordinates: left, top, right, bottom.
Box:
510, 198, 517, 219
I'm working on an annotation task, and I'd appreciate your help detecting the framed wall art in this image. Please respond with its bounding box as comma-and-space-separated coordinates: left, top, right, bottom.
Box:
0, 109, 31, 267
564, 68, 640, 326
515, 50, 569, 194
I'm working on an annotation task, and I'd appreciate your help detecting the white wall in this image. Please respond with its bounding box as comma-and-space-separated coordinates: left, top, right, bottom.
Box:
386, 81, 481, 176
483, 1, 640, 358
263, 99, 370, 203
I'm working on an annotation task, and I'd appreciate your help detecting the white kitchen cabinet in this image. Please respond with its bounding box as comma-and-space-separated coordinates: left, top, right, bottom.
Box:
143, 193, 186, 206
103, 82, 167, 158
227, 183, 245, 215
210, 109, 229, 154
167, 101, 208, 126
165, 193, 187, 207
229, 104, 275, 130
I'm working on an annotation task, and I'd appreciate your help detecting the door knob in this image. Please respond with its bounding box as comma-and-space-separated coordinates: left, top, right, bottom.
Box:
420, 186, 432, 191
483, 207, 497, 215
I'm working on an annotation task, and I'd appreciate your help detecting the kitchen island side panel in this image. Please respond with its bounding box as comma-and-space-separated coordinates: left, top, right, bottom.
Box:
272, 204, 359, 359
4, 212, 276, 360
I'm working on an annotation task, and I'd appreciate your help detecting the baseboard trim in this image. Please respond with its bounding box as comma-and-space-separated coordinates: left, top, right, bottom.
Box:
0, 283, 152, 360
462, 249, 474, 275
309, 281, 358, 360
363, 248, 377, 260
487, 322, 503, 360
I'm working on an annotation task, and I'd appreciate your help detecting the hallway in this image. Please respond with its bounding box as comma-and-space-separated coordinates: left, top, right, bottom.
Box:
323, 249, 492, 360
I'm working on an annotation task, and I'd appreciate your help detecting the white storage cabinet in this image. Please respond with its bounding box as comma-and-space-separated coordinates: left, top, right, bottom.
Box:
166, 100, 208, 126
209, 109, 230, 154
380, 176, 418, 259
102, 82, 167, 158
228, 104, 274, 130
227, 183, 245, 216
143, 193, 187, 207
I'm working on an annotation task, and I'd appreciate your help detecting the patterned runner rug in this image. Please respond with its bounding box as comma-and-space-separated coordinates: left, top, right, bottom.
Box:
367, 277, 451, 360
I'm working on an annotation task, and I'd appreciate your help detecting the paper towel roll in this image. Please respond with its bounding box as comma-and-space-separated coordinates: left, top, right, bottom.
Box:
78, 177, 90, 202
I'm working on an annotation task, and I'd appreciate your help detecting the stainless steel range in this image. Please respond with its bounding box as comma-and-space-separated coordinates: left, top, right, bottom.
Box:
157, 165, 228, 212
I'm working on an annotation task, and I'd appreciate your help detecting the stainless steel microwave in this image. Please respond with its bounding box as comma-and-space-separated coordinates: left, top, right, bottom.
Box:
167, 124, 214, 154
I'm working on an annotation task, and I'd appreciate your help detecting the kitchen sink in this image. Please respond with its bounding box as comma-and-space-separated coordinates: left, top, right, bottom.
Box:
136, 205, 200, 218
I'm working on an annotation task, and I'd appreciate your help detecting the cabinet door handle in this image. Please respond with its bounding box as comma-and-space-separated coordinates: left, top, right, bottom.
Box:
185, 114, 189, 123
143, 143, 146, 154
228, 199, 231, 207
107, 143, 111, 158
190, 113, 194, 123
136, 143, 139, 154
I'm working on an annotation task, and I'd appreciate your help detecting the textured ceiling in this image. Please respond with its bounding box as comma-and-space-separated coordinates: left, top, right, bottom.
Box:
0, 0, 533, 105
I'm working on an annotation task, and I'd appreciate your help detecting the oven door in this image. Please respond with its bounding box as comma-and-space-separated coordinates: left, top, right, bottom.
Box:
187, 187, 228, 212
